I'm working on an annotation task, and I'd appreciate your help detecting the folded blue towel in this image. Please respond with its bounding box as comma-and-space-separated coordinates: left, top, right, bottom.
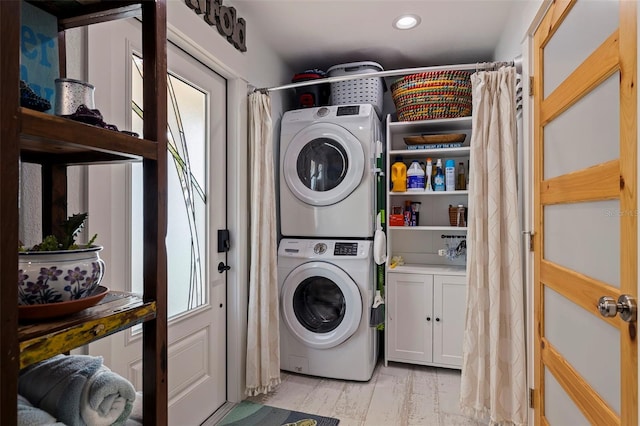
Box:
18, 394, 64, 426
18, 354, 136, 426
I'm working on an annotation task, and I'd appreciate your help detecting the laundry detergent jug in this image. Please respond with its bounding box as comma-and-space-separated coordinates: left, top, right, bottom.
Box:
391, 158, 407, 192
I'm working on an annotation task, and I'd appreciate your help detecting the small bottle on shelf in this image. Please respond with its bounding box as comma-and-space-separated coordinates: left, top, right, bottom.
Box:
434, 159, 445, 191
457, 162, 466, 190
445, 159, 456, 191
425, 158, 433, 191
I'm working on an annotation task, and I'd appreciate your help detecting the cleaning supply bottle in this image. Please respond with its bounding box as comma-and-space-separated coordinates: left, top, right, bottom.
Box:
407, 160, 425, 191
445, 159, 456, 191
457, 162, 466, 190
425, 158, 433, 191
434, 158, 445, 191
391, 157, 407, 192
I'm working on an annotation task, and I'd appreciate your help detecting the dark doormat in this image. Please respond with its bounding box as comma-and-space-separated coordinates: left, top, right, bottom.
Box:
218, 401, 340, 426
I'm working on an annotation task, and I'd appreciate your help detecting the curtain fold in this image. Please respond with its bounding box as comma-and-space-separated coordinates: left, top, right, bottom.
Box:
245, 91, 281, 396
460, 67, 526, 425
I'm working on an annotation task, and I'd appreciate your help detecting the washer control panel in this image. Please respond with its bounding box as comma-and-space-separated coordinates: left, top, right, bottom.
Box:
334, 242, 359, 256
278, 239, 371, 259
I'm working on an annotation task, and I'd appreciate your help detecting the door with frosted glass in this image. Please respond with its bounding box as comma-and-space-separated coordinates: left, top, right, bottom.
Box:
128, 47, 227, 424
533, 1, 637, 425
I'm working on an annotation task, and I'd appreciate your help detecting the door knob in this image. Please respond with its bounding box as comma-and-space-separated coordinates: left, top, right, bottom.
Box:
218, 262, 231, 273
598, 294, 637, 322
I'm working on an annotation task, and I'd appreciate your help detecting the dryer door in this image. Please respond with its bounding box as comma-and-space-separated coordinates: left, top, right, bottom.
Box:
281, 261, 363, 349
283, 122, 365, 206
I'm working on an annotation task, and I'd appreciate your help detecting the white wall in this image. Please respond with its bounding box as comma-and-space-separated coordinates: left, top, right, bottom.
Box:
493, 0, 544, 62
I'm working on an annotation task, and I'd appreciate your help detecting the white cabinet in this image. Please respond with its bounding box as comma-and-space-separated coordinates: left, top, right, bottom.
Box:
433, 274, 466, 366
384, 114, 470, 369
386, 271, 465, 369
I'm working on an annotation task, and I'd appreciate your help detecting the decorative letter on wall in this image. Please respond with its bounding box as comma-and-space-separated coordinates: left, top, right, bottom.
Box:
185, 0, 247, 52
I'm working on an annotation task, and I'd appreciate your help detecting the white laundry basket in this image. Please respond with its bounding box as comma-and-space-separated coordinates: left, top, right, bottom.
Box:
327, 61, 385, 117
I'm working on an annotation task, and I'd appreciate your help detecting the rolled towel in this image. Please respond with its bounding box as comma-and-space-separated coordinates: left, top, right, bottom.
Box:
18, 394, 65, 426
19, 354, 136, 426
80, 365, 136, 426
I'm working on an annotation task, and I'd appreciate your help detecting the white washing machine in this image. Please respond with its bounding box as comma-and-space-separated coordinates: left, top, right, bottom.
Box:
279, 104, 382, 238
278, 238, 378, 381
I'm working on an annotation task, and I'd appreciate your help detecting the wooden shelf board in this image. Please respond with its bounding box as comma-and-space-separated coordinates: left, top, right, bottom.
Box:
20, 108, 157, 163
18, 291, 156, 369
25, 1, 141, 29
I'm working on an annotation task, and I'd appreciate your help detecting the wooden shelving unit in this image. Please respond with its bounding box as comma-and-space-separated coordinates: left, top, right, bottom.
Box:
1, 1, 168, 424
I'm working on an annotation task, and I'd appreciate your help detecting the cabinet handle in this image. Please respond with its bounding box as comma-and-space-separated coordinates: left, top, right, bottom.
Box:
435, 318, 440, 322
426, 317, 431, 321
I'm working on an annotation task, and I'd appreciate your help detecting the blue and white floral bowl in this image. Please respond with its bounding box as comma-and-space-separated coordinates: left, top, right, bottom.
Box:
18, 246, 105, 305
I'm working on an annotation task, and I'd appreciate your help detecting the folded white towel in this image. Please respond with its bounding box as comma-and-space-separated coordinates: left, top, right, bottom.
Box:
19, 354, 136, 426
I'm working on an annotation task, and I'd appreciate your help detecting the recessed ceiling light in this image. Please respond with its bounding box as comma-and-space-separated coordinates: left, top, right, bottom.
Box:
393, 14, 421, 30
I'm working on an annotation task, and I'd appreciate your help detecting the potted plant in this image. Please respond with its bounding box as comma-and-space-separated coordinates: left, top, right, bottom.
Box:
18, 213, 105, 305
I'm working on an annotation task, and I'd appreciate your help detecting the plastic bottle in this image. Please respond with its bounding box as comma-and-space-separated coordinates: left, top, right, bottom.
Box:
445, 159, 456, 191
407, 160, 425, 191
434, 159, 445, 191
457, 162, 466, 190
391, 157, 407, 192
425, 158, 433, 191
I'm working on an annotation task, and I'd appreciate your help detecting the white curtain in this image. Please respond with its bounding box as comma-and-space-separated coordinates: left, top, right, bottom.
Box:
245, 91, 281, 396
460, 67, 526, 425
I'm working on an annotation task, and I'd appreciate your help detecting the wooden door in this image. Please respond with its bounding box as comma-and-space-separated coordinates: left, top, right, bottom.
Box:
533, 1, 637, 424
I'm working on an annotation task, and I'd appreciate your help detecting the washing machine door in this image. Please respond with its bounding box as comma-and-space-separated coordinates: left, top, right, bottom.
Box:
283, 122, 365, 207
280, 261, 363, 349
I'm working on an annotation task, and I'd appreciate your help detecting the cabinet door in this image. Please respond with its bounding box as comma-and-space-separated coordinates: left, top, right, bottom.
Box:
386, 272, 432, 363
433, 274, 466, 367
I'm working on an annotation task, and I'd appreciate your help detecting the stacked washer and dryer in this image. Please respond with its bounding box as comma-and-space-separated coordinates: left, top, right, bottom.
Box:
278, 102, 382, 381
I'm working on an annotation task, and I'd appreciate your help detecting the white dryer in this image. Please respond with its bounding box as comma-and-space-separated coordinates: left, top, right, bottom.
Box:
279, 104, 382, 238
278, 238, 378, 381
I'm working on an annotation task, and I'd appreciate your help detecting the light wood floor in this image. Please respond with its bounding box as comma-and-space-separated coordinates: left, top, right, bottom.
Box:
245, 361, 488, 426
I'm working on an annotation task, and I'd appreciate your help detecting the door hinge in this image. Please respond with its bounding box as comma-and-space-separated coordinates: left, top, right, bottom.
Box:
529, 76, 534, 96
523, 231, 535, 251
529, 387, 535, 408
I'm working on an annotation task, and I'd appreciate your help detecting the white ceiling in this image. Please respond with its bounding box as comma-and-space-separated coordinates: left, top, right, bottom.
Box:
234, 0, 517, 73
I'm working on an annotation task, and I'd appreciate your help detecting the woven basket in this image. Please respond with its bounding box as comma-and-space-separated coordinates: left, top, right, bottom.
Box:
391, 70, 472, 121
449, 205, 467, 227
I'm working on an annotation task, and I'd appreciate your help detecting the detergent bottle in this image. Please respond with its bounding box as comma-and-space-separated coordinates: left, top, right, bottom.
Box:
391, 157, 407, 192
407, 160, 425, 191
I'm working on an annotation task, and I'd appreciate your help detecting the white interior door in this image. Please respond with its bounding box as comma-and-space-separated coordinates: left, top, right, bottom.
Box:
87, 18, 227, 426
533, 1, 637, 424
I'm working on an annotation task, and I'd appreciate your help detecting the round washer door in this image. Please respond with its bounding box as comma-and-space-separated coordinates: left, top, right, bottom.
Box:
283, 122, 365, 206
280, 261, 362, 349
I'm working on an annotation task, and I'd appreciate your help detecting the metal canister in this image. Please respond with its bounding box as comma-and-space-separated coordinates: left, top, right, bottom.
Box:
54, 78, 95, 116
